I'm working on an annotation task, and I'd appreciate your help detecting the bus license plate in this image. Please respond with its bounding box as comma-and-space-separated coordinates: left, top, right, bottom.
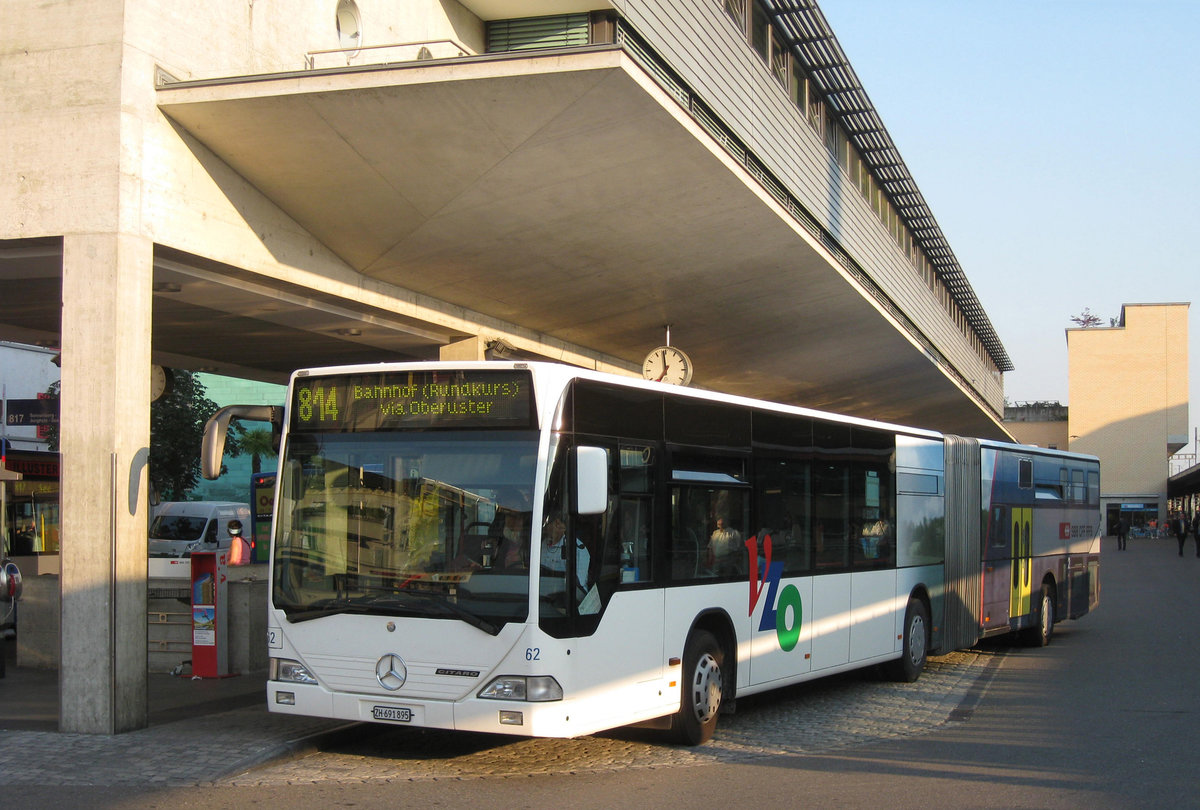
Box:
372, 706, 412, 723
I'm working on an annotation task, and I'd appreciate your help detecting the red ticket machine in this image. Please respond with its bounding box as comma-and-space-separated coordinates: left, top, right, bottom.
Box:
190, 550, 229, 677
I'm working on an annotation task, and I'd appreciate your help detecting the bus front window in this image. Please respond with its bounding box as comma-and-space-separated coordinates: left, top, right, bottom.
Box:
273, 431, 538, 632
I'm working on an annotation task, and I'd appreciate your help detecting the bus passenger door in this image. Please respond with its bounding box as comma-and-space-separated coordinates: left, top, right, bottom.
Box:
1009, 507, 1032, 619
559, 442, 670, 728
981, 505, 1011, 631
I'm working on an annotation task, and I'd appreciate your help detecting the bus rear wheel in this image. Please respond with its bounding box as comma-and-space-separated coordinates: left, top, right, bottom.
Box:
885, 597, 928, 683
670, 629, 724, 746
1020, 582, 1055, 647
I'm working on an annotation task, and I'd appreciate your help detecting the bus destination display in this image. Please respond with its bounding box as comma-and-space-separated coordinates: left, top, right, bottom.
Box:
291, 370, 535, 432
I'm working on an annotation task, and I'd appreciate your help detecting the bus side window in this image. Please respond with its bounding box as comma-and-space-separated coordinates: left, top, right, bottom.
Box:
990, 506, 1008, 548
669, 485, 749, 580
1018, 458, 1033, 489
1071, 469, 1086, 503
755, 458, 813, 575
618, 496, 652, 583
705, 488, 749, 577
669, 486, 705, 581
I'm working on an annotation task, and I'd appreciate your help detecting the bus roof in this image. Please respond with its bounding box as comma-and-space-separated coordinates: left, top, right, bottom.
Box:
289, 360, 947, 441
288, 360, 1097, 464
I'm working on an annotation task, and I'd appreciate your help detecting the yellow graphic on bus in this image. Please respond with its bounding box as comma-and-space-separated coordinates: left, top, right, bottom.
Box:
1010, 507, 1032, 618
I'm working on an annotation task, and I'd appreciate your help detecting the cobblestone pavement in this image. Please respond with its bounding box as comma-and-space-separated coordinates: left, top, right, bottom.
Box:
0, 708, 350, 787
228, 648, 1003, 785
0, 648, 1002, 787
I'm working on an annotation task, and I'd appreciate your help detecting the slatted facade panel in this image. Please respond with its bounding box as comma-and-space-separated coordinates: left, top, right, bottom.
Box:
616, 0, 1004, 413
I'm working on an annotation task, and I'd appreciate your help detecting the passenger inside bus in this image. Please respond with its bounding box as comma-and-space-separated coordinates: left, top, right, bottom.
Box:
496, 510, 529, 569
706, 516, 743, 574
540, 515, 590, 591
537, 510, 603, 617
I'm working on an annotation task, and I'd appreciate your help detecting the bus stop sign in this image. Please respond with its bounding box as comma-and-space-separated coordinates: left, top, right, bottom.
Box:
4, 399, 59, 427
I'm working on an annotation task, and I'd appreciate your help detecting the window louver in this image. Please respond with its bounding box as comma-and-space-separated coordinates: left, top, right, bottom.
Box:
487, 14, 590, 53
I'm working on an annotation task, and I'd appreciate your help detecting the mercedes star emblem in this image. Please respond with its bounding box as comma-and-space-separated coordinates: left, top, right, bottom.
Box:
375, 653, 407, 691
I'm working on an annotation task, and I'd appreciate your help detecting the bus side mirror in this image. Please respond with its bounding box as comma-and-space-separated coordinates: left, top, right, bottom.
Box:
574, 446, 608, 516
201, 405, 282, 480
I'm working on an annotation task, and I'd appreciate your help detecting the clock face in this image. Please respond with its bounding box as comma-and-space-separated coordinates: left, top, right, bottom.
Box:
642, 346, 693, 386
151, 365, 173, 402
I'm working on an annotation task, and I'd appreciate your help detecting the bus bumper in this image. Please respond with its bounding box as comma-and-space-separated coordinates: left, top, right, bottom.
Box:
267, 681, 580, 737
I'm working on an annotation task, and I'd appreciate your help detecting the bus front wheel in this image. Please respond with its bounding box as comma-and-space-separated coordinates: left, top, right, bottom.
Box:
670, 629, 724, 746
886, 597, 928, 683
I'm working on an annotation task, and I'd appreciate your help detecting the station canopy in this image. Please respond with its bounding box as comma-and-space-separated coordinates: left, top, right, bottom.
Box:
0, 46, 1009, 438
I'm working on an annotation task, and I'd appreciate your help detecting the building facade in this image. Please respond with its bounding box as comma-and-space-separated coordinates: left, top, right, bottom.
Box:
1067, 303, 1190, 534
1003, 401, 1069, 451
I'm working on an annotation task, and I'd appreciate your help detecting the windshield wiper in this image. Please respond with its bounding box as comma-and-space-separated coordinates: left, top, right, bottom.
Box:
408, 595, 500, 636
286, 606, 350, 623
284, 599, 382, 623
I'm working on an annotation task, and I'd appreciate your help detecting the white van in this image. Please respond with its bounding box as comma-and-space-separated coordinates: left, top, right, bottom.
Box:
148, 501, 251, 560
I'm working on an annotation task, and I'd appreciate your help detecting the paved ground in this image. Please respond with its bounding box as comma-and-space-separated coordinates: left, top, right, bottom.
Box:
12, 532, 1194, 809
0, 626, 1005, 786
228, 647, 1003, 785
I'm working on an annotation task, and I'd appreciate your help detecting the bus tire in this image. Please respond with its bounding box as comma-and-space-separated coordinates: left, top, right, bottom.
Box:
670, 629, 724, 746
886, 597, 928, 683
1021, 582, 1055, 647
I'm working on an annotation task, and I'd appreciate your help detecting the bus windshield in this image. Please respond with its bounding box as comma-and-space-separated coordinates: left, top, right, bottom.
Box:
272, 430, 539, 633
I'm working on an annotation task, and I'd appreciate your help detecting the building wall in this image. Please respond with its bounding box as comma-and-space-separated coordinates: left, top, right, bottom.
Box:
2, 1, 485, 281
1068, 303, 1190, 518
1004, 419, 1069, 451
2, 0, 1000, 410
1003, 402, 1069, 449
190, 374, 286, 503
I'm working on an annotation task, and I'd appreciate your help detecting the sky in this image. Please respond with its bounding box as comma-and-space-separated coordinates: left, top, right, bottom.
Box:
816, 0, 1199, 458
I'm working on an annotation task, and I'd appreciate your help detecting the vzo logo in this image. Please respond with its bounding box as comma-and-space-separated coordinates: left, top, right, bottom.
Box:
746, 534, 802, 651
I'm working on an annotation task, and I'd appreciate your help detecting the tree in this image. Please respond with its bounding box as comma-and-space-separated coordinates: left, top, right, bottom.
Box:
234, 426, 277, 474
41, 369, 228, 500
1070, 308, 1103, 328
41, 380, 60, 450
150, 370, 227, 500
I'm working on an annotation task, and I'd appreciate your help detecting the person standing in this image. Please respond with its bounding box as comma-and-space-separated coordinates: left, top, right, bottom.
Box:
1173, 512, 1189, 557
227, 519, 251, 566
1116, 517, 1129, 551
1193, 512, 1200, 557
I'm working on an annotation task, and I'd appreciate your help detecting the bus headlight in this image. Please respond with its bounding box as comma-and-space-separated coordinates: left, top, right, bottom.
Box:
270, 657, 317, 685
479, 675, 563, 702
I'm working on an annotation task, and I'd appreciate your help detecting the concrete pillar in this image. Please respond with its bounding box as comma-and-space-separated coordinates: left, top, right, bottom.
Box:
58, 232, 152, 733
440, 336, 486, 361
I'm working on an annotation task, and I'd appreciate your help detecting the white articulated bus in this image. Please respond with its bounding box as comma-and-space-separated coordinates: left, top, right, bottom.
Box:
202, 362, 1100, 745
